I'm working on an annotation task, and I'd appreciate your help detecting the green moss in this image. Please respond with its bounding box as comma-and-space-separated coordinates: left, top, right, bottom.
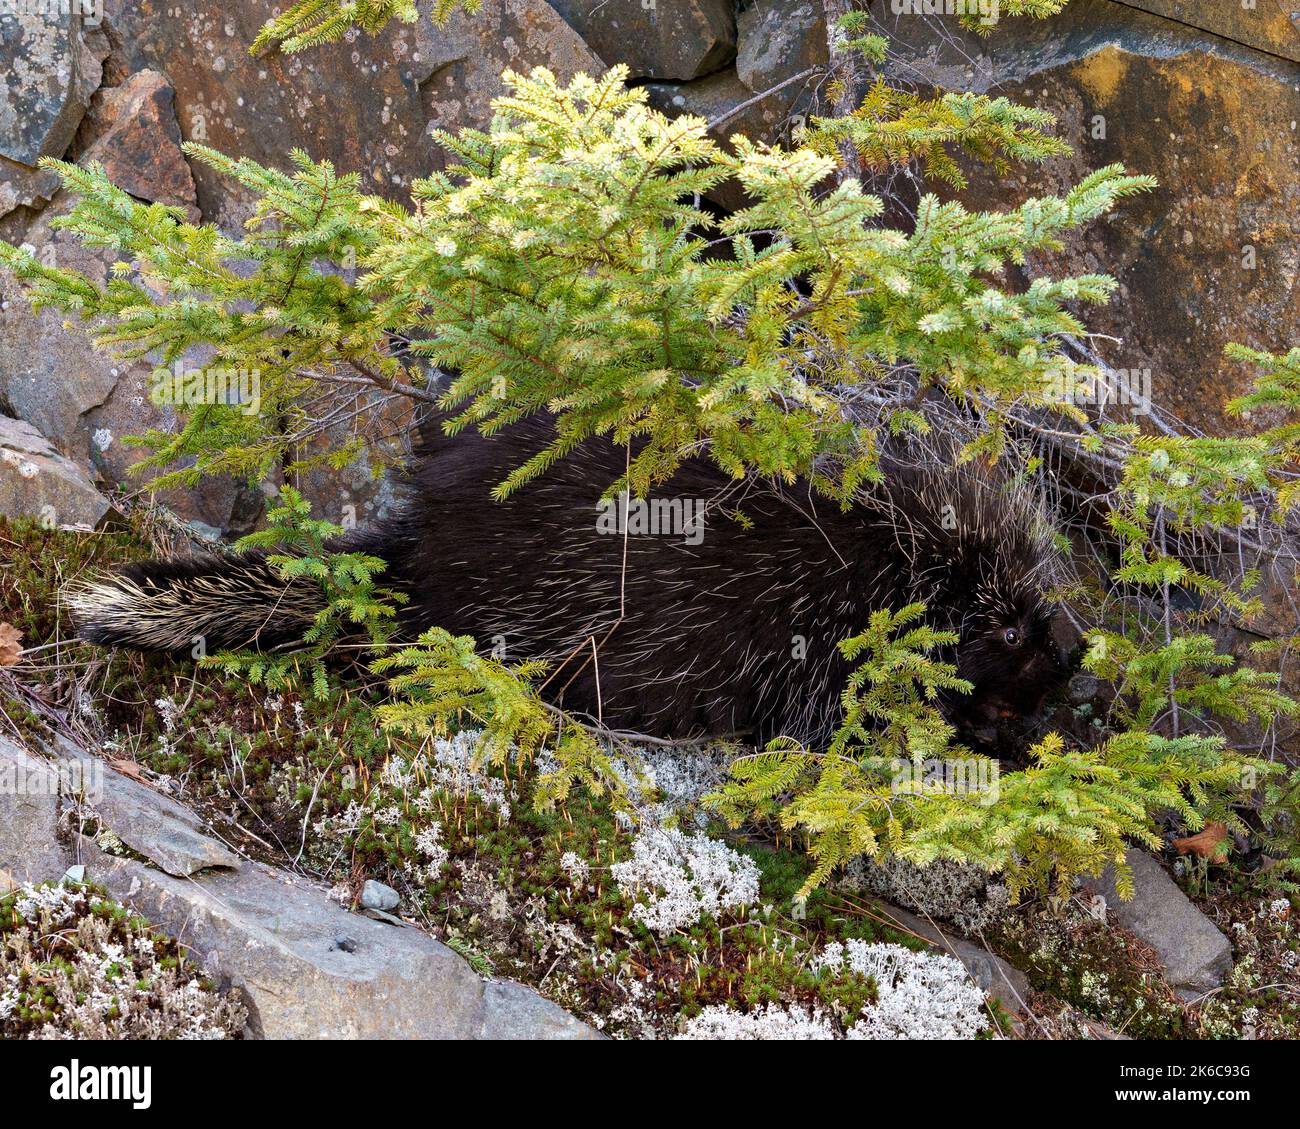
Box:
1, 880, 244, 1038
987, 904, 1186, 1038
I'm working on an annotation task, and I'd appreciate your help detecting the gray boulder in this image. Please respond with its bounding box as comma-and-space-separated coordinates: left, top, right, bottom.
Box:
78, 843, 603, 1038
0, 414, 111, 528
48, 734, 244, 877
736, 0, 826, 101
0, 735, 69, 888
1080, 848, 1233, 997
0, 11, 108, 168
550, 0, 734, 80
360, 878, 401, 912
0, 730, 601, 1039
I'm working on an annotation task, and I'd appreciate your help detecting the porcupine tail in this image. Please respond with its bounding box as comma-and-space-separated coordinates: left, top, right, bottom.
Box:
69, 551, 326, 654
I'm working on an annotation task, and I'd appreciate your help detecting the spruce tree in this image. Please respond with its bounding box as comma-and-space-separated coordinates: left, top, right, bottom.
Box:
1, 3, 1296, 898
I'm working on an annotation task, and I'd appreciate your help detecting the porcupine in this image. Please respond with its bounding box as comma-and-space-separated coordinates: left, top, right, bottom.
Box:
69, 415, 1069, 747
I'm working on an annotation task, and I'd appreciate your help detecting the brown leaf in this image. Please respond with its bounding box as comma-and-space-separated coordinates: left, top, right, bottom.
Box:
0, 622, 23, 666
1173, 822, 1228, 859
108, 758, 149, 782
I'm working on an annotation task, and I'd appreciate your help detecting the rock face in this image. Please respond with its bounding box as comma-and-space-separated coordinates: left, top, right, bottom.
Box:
736, 0, 826, 101
81, 846, 599, 1038
644, 68, 798, 148
0, 731, 600, 1039
0, 11, 108, 237
100, 0, 604, 228
550, 0, 734, 80
49, 734, 244, 877
414, 0, 607, 144
0, 414, 111, 528
881, 0, 1300, 438
0, 158, 60, 231
9, 0, 602, 527
0, 12, 108, 168
0, 0, 1296, 538
1112, 0, 1300, 63
1080, 848, 1233, 998
0, 736, 69, 887
0, 62, 243, 532
75, 69, 200, 221
642, 0, 827, 209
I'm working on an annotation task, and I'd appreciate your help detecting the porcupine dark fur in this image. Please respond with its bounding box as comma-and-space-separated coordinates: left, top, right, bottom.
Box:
70, 415, 1068, 746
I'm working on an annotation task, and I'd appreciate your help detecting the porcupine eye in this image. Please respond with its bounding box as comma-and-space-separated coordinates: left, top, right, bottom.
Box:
1002, 627, 1022, 647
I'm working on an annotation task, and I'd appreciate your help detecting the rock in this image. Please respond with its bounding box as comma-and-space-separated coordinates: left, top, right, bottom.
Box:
360, 878, 401, 912
0, 10, 109, 166
1114, 0, 1300, 63
0, 209, 123, 444
1080, 848, 1233, 997
288, 390, 418, 529
1067, 672, 1101, 704
0, 727, 601, 1038
481, 979, 603, 1040
0, 735, 70, 886
74, 0, 602, 526
0, 414, 111, 528
75, 69, 200, 221
84, 360, 254, 533
736, 0, 827, 106
0, 65, 232, 523
869, 900, 1032, 1021
992, 44, 1296, 438
549, 0, 734, 81
889, 0, 1300, 438
100, 0, 604, 228
412, 0, 607, 144
1076, 1015, 1132, 1040
641, 0, 830, 211
0, 156, 61, 226
77, 839, 602, 1038
0, 200, 244, 533
79, 844, 481, 1038
644, 68, 805, 211
46, 734, 243, 877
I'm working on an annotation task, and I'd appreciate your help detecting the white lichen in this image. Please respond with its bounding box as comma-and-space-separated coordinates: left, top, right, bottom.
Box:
682, 940, 988, 1040
840, 855, 1010, 934
1, 882, 245, 1040
678, 1003, 836, 1040
824, 940, 987, 1040
611, 825, 759, 935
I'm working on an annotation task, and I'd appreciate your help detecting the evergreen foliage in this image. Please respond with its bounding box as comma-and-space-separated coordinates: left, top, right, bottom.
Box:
202, 486, 406, 697
807, 80, 1071, 189
371, 627, 632, 814
251, 0, 474, 55
706, 607, 1286, 900
0, 69, 1155, 503
1, 0, 1295, 902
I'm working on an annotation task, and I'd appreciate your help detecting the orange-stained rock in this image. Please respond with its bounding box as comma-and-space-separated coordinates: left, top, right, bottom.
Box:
77, 69, 200, 222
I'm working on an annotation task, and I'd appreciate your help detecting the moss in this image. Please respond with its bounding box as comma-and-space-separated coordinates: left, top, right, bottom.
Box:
0, 880, 245, 1039
987, 902, 1186, 1038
